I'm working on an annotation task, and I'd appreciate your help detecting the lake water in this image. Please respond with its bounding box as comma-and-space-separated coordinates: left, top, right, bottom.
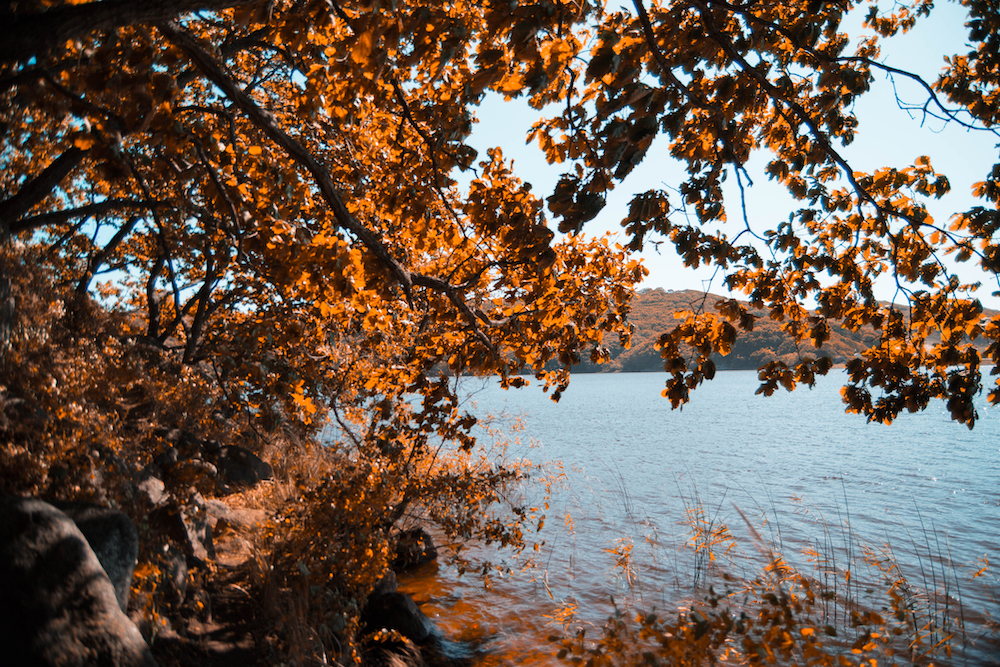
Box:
396, 370, 1000, 665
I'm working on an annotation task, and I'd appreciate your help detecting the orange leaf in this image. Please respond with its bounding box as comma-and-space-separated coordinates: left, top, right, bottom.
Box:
351, 32, 374, 65
73, 134, 96, 150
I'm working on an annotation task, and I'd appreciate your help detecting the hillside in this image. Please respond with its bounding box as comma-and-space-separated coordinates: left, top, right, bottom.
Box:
574, 288, 880, 373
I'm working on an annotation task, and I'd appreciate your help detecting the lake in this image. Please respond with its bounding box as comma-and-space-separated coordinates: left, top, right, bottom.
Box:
397, 370, 1000, 665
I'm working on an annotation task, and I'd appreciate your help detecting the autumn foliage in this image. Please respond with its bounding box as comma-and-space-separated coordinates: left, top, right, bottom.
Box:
2, 0, 1000, 661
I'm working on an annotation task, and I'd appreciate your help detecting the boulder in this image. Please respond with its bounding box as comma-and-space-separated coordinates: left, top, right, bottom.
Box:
165, 458, 218, 492
204, 498, 268, 530
362, 592, 436, 645
53, 501, 139, 613
204, 498, 231, 525
148, 439, 271, 496
149, 440, 223, 494
135, 476, 166, 507
0, 498, 157, 667
160, 544, 189, 605
214, 446, 273, 489
153, 446, 179, 470
221, 507, 269, 530
393, 527, 438, 570
149, 497, 214, 565
371, 570, 398, 599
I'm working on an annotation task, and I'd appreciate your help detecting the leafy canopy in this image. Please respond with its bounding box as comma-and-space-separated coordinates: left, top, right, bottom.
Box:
1, 0, 999, 500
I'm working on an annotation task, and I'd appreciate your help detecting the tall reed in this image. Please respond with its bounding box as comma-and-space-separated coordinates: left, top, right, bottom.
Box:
555, 489, 999, 666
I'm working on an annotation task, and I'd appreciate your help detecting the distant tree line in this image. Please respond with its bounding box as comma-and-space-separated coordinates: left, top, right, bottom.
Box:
570, 288, 983, 373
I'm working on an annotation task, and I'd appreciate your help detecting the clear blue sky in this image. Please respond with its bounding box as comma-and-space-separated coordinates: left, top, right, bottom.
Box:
464, 1, 1000, 309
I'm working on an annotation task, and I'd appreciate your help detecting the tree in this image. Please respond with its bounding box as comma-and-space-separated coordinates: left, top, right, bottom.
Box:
0, 1, 641, 484
2, 0, 999, 658
1, 0, 640, 657
529, 0, 1000, 426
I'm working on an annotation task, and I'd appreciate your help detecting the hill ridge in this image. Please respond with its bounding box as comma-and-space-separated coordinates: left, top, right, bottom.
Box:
573, 288, 880, 373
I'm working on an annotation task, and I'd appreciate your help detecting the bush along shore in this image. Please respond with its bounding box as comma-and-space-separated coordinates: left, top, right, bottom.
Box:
0, 243, 545, 666
0, 452, 503, 667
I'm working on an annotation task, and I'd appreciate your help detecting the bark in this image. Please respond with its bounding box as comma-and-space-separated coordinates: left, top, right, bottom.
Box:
8, 199, 164, 236
0, 0, 256, 64
160, 21, 504, 359
0, 147, 85, 237
159, 20, 416, 294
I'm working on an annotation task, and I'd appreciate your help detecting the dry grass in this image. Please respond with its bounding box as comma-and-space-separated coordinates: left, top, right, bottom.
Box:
554, 489, 1000, 667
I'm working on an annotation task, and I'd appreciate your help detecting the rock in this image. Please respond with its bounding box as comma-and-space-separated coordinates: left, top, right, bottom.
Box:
150, 439, 270, 496
0, 498, 157, 667
187, 587, 213, 624
371, 571, 397, 598
153, 446, 179, 470
203, 498, 268, 533
159, 545, 189, 605
200, 438, 222, 458
393, 527, 438, 570
150, 443, 219, 494
212, 533, 254, 569
136, 476, 166, 507
166, 458, 218, 492
52, 501, 139, 613
216, 509, 270, 535
204, 498, 231, 525
149, 498, 214, 565
214, 446, 273, 489
362, 592, 436, 645
228, 507, 269, 528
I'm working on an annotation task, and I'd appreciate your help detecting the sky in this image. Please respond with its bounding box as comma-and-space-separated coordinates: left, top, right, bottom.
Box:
463, 1, 1000, 309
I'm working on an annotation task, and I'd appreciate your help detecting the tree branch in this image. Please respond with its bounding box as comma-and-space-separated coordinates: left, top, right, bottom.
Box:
0, 0, 256, 64
691, 0, 972, 298
706, 0, 997, 135
77, 214, 141, 294
159, 20, 416, 296
0, 147, 86, 236
9, 199, 165, 235
161, 20, 507, 366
